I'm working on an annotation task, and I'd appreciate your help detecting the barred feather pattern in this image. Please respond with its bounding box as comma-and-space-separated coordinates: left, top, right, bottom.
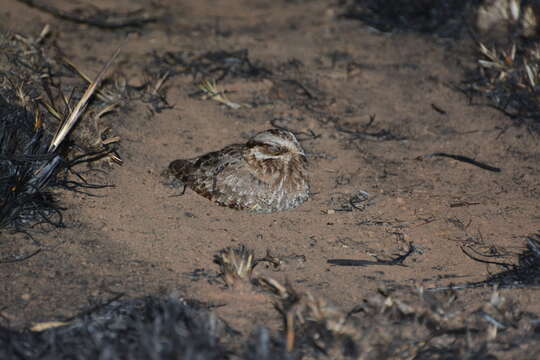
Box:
169, 129, 310, 213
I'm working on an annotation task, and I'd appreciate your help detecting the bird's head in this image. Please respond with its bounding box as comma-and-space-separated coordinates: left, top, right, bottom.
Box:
246, 129, 306, 164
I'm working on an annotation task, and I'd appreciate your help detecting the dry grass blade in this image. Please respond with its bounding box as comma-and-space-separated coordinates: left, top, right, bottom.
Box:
478, 42, 496, 61
198, 79, 243, 109
152, 71, 169, 95
465, 35, 540, 131
510, 0, 521, 20
478, 59, 503, 69
63, 57, 118, 103
48, 46, 122, 152
257, 276, 290, 298
510, 43, 516, 62
525, 63, 536, 87
31, 321, 70, 332
40, 99, 63, 121
214, 245, 256, 287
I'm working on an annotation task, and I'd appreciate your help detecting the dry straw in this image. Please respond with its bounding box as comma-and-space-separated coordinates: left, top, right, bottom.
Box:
48, 46, 122, 153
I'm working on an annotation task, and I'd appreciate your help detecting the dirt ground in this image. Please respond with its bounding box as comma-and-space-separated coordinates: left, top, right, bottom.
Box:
1, 0, 539, 354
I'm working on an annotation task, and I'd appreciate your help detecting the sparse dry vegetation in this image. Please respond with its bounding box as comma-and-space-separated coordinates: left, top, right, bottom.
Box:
0, 29, 121, 235
1, 1, 540, 359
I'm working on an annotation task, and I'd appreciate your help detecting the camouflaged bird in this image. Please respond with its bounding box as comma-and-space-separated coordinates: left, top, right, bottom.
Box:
168, 129, 310, 213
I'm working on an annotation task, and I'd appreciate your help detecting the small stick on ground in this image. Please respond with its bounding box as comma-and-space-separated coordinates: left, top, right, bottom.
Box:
327, 242, 416, 267
418, 152, 501, 172
0, 248, 42, 264
336, 121, 406, 141
17, 0, 158, 29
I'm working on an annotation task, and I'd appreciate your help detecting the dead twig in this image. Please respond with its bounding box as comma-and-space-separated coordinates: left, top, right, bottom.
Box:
429, 236, 540, 292
0, 248, 42, 264
460, 246, 512, 268
333, 191, 371, 212
327, 242, 416, 267
17, 0, 158, 29
269, 119, 321, 141
431, 103, 447, 115
450, 201, 481, 208
336, 117, 406, 141
418, 152, 501, 172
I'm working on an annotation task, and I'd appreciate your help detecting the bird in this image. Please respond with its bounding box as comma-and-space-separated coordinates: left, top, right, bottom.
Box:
168, 129, 310, 213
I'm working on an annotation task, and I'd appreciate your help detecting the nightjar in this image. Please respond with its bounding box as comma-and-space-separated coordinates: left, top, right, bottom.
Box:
168, 129, 310, 213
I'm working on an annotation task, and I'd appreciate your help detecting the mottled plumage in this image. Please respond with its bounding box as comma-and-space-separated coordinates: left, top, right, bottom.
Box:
168, 129, 310, 213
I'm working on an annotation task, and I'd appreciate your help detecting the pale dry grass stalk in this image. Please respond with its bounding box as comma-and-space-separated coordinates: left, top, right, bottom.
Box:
214, 245, 256, 287
198, 79, 244, 109
48, 46, 122, 152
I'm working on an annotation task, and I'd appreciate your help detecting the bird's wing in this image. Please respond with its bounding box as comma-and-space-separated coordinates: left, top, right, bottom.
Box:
188, 144, 250, 203
210, 158, 267, 210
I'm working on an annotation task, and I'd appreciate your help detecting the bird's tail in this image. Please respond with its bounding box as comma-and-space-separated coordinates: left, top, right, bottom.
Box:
168, 159, 195, 182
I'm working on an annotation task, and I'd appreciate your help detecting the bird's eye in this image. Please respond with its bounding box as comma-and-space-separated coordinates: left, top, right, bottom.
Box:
267, 145, 283, 155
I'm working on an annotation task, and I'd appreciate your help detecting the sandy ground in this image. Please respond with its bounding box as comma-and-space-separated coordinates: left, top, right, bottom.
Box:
1, 0, 539, 350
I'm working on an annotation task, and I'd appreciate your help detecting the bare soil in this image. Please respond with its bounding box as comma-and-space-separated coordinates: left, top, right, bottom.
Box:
1, 0, 539, 355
